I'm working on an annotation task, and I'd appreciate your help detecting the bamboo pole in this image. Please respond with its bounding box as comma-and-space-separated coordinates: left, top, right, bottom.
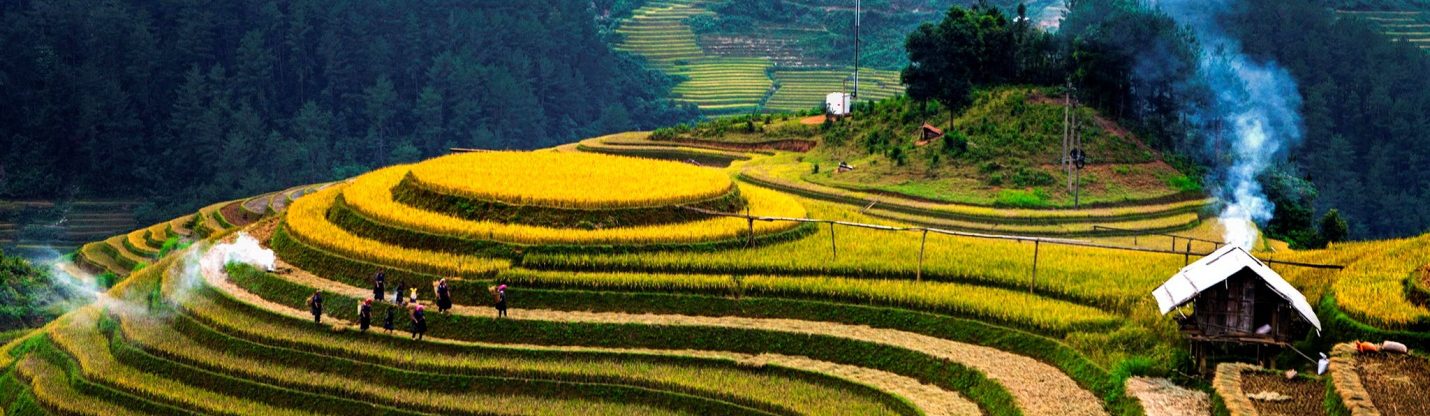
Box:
917, 229, 928, 282
1031, 240, 1040, 293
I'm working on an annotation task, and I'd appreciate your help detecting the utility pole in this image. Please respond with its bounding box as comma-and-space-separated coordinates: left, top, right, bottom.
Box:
853, 0, 861, 100
1063, 80, 1074, 193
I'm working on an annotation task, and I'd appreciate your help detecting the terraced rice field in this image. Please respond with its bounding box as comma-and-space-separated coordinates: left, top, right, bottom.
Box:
611, 0, 906, 115
766, 68, 906, 113
1338, 10, 1430, 52
0, 200, 139, 260
9, 141, 1428, 416
670, 58, 774, 114
614, 0, 709, 68
614, 1, 775, 114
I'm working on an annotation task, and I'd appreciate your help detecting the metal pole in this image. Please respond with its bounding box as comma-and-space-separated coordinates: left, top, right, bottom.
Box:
1031, 240, 1040, 293
829, 222, 838, 260
917, 229, 928, 282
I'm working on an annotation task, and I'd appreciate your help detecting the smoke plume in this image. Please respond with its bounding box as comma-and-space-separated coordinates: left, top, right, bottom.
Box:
1150, 0, 1304, 249
203, 232, 276, 273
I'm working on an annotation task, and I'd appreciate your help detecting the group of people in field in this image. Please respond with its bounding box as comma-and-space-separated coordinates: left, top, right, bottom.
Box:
303, 269, 511, 342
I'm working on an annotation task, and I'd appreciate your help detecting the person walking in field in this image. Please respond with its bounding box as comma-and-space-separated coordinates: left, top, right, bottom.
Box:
358, 299, 373, 332
434, 278, 452, 314
393, 281, 406, 306
382, 306, 395, 334
408, 286, 419, 305
495, 284, 508, 318
306, 290, 324, 324
373, 270, 386, 302
410, 304, 427, 340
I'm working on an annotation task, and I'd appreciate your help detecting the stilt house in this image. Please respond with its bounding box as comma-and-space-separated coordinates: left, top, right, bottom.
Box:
1152, 245, 1321, 371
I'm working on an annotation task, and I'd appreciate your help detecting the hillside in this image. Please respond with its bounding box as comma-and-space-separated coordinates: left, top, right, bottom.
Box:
2, 139, 1426, 416
651, 86, 1201, 211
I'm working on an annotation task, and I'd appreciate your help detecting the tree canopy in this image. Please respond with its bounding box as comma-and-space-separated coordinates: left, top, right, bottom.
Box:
0, 0, 697, 222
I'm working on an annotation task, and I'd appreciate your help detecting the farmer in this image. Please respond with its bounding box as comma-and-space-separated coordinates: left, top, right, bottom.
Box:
408, 286, 419, 305
495, 284, 508, 318
306, 290, 323, 324
393, 281, 406, 306
373, 269, 386, 302
382, 307, 395, 334
434, 278, 453, 314
410, 304, 427, 341
358, 298, 373, 332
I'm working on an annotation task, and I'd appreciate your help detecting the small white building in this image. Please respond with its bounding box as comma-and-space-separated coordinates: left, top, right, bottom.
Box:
825, 92, 851, 116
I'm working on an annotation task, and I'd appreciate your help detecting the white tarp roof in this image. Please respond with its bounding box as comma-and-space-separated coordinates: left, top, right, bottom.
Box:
1152, 245, 1321, 334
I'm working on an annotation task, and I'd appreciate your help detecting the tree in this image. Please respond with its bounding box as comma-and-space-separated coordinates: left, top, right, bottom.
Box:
902, 3, 1028, 127
363, 75, 397, 163
1318, 209, 1349, 246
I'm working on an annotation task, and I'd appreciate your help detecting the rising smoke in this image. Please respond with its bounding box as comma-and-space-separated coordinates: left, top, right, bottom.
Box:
1150, 0, 1305, 249
170, 232, 274, 305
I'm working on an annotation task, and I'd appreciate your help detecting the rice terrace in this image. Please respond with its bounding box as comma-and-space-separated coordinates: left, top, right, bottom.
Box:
2, 1, 1430, 416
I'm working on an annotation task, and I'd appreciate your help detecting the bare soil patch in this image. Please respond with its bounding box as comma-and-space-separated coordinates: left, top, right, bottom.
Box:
220, 201, 254, 227
1358, 353, 1430, 416
800, 114, 827, 125
1241, 373, 1325, 416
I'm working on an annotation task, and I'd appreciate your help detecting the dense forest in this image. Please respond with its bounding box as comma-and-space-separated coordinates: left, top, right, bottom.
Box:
1224, 0, 1430, 239
0, 0, 697, 222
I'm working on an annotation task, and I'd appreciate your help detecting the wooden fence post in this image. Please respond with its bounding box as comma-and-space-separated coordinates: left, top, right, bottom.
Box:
1031, 240, 1040, 293
917, 229, 928, 282
1184, 240, 1192, 265
829, 222, 837, 261
747, 217, 755, 248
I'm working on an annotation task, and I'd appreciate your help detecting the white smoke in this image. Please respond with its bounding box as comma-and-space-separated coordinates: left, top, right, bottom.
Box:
203, 232, 276, 273
1153, 0, 1304, 249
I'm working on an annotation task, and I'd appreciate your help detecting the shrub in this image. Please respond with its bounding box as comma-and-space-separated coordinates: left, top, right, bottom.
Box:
995, 189, 1050, 208
1010, 167, 1055, 187
1165, 175, 1202, 193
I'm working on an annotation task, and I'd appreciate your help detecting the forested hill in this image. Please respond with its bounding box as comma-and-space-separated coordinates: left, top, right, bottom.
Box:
0, 1, 697, 221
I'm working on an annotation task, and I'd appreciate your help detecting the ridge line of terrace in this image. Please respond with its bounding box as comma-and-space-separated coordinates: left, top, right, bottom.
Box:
676, 205, 1345, 270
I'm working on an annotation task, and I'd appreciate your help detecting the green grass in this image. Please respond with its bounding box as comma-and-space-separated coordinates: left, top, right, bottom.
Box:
766, 68, 906, 113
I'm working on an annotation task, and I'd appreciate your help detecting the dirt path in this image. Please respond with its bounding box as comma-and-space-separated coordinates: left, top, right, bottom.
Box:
258, 249, 1105, 416
1126, 377, 1209, 416
198, 247, 980, 416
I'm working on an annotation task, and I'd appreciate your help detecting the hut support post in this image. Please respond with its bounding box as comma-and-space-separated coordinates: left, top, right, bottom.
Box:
917, 229, 928, 282
1031, 240, 1040, 293
829, 223, 837, 260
